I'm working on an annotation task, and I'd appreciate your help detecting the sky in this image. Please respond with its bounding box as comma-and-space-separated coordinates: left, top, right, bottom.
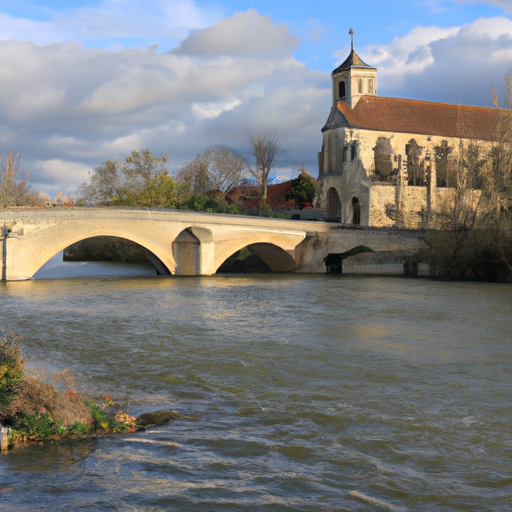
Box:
1, 0, 512, 195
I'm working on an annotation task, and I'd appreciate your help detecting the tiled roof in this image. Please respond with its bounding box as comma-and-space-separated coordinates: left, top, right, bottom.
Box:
337, 96, 507, 141
332, 49, 376, 74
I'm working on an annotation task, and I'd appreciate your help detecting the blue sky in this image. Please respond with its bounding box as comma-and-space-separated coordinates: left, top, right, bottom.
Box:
0, 0, 511, 194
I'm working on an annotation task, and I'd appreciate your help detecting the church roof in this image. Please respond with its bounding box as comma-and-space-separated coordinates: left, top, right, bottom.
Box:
332, 49, 376, 74
336, 96, 506, 141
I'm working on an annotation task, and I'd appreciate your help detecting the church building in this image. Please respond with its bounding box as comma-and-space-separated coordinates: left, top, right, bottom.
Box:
316, 32, 504, 229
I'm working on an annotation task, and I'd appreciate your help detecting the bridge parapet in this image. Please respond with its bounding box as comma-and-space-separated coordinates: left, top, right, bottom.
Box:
0, 208, 425, 280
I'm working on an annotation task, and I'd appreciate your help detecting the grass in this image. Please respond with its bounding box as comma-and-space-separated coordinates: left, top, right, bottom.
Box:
0, 332, 135, 445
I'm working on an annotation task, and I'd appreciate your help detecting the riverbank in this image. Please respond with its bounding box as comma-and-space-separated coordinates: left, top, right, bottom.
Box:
0, 333, 198, 451
1, 408, 199, 451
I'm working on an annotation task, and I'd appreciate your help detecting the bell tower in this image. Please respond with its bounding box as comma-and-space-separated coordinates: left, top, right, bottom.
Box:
332, 29, 377, 109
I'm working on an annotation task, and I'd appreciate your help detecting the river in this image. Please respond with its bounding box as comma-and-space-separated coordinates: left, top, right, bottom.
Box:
0, 257, 511, 511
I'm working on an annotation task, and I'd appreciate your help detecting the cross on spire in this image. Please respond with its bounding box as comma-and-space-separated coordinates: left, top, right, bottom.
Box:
349, 28, 354, 51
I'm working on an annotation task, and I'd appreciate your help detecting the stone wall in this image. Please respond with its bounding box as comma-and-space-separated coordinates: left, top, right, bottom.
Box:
317, 125, 493, 230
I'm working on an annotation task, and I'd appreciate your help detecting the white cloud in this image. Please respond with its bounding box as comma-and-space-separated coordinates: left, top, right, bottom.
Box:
172, 9, 300, 58
32, 159, 93, 191
360, 17, 512, 106
362, 26, 460, 88
4, 6, 510, 196
454, 0, 512, 13
191, 99, 242, 120
420, 0, 512, 14
0, 0, 223, 48
0, 10, 329, 194
56, 0, 219, 40
0, 14, 55, 45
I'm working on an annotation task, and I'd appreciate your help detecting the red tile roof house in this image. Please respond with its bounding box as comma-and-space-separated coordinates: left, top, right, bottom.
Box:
316, 41, 509, 229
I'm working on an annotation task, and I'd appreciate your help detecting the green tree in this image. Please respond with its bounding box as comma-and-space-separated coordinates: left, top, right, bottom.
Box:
79, 150, 183, 208
286, 171, 316, 209
123, 149, 169, 187
184, 194, 207, 211
115, 171, 183, 208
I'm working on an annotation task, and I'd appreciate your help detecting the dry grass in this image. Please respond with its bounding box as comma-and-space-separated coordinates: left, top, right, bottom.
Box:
8, 369, 93, 427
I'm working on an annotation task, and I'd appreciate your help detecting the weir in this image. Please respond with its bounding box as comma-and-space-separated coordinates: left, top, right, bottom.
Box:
0, 208, 425, 280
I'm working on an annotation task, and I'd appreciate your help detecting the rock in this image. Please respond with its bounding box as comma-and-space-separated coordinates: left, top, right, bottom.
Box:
135, 410, 199, 429
115, 411, 137, 427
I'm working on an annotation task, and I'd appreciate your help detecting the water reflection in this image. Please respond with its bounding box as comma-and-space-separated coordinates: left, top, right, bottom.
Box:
33, 251, 157, 279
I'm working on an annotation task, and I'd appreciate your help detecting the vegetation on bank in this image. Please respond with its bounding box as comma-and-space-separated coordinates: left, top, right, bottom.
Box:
0, 333, 136, 447
421, 76, 512, 282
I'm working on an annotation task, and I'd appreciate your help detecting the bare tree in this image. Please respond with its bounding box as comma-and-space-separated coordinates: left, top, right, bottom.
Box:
177, 146, 248, 194
423, 97, 512, 280
208, 146, 248, 192
78, 159, 122, 206
505, 64, 512, 110
176, 153, 212, 195
0, 150, 31, 207
249, 133, 281, 213
422, 141, 488, 279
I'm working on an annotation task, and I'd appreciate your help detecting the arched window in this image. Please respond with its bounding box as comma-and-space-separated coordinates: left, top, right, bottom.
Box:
373, 137, 394, 180
352, 197, 361, 225
327, 188, 341, 222
351, 143, 357, 161
406, 139, 425, 186
435, 140, 452, 187
338, 81, 346, 98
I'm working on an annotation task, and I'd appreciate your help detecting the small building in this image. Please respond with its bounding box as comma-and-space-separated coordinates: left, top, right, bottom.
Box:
316, 33, 505, 229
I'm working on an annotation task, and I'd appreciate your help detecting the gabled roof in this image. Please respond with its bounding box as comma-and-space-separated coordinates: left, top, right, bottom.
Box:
335, 96, 506, 141
332, 49, 376, 74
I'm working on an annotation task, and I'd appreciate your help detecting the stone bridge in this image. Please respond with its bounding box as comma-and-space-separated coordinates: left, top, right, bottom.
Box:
1, 208, 425, 281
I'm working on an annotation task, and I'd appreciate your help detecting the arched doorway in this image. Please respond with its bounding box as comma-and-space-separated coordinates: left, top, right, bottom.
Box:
327, 188, 341, 222
352, 197, 361, 225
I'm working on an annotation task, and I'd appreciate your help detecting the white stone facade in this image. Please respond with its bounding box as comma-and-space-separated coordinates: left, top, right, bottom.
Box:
316, 47, 501, 229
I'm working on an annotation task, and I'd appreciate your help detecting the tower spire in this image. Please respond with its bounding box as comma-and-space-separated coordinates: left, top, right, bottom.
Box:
331, 29, 377, 108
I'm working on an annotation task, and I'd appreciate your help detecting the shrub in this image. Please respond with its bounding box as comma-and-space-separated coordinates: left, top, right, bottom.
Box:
83, 400, 129, 433
8, 372, 93, 428
12, 413, 66, 440
69, 421, 91, 435
1, 333, 132, 443
0, 334, 25, 413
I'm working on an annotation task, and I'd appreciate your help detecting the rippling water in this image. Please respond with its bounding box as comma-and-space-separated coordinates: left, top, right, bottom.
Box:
1, 262, 511, 511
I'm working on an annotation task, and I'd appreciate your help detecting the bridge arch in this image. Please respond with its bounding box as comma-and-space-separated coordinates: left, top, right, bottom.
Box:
217, 242, 297, 273
214, 234, 298, 273
60, 235, 171, 275
21, 228, 176, 279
